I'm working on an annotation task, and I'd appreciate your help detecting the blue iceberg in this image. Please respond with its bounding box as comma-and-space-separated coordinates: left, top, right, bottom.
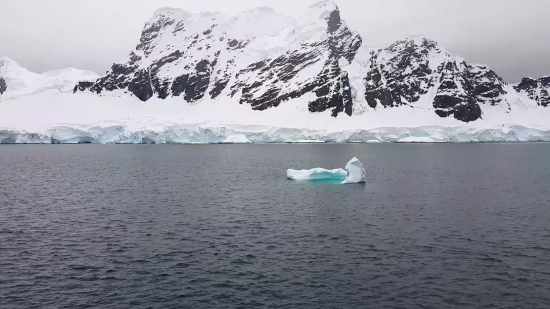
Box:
286, 157, 366, 184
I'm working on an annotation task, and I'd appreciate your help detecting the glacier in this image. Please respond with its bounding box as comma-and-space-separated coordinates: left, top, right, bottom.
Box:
287, 157, 366, 184
222, 134, 252, 144
1, 92, 550, 144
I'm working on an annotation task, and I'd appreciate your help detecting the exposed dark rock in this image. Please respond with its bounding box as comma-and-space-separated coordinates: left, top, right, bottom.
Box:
171, 60, 212, 102
432, 61, 482, 122
128, 69, 154, 101
363, 39, 435, 108
470, 65, 507, 107
363, 37, 511, 122
229, 5, 361, 117
136, 15, 175, 56
0, 77, 7, 94
73, 81, 94, 93
514, 76, 550, 107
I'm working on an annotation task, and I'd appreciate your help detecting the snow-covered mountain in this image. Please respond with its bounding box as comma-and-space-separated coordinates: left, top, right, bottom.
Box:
73, 0, 546, 123
0, 56, 98, 100
514, 76, 550, 107
75, 1, 362, 117
352, 36, 531, 122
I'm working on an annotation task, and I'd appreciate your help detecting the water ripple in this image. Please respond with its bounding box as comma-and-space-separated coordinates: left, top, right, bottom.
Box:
1, 144, 550, 308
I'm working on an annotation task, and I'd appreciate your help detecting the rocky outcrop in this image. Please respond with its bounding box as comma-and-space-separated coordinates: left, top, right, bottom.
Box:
362, 37, 510, 122
0, 76, 6, 95
514, 76, 550, 107
229, 3, 361, 116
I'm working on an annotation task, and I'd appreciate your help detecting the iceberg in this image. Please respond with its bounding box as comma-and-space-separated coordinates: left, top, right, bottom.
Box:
342, 157, 366, 184
286, 168, 348, 182
286, 157, 366, 184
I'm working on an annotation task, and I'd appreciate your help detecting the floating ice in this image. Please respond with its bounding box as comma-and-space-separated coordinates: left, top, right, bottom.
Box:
287, 157, 366, 184
342, 157, 366, 184
286, 168, 348, 182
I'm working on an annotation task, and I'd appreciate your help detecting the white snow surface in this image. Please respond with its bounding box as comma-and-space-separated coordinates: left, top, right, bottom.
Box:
0, 57, 98, 100
1, 91, 550, 144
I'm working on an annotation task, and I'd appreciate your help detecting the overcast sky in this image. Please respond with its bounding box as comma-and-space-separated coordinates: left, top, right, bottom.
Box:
0, 0, 548, 83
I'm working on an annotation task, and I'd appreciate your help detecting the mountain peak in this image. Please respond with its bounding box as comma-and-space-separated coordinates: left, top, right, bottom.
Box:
0, 56, 26, 74
300, 0, 343, 33
309, 0, 339, 11
248, 6, 276, 14
153, 7, 191, 19
1, 56, 19, 66
304, 0, 340, 20
397, 35, 438, 47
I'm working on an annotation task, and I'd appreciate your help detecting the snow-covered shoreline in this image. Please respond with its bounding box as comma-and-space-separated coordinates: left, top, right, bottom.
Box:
1, 92, 550, 144
3, 125, 550, 144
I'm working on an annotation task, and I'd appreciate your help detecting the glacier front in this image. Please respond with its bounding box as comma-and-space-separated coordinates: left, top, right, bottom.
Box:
1, 91, 550, 144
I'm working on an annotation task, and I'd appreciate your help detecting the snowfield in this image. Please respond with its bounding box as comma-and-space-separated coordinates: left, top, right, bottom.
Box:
1, 91, 550, 144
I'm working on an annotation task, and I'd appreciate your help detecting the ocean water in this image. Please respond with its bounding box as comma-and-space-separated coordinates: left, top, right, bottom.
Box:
1, 144, 550, 309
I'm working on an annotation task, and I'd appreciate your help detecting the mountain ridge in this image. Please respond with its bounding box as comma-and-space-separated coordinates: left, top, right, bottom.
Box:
0, 2, 546, 124
0, 56, 98, 99
71, 2, 547, 123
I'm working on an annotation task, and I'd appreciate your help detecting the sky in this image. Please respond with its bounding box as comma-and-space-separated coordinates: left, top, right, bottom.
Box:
0, 0, 549, 83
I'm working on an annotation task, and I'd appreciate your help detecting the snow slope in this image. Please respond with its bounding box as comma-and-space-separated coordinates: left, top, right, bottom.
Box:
0, 57, 98, 100
1, 91, 550, 144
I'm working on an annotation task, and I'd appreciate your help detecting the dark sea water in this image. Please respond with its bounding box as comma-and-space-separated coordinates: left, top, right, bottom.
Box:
1, 144, 550, 309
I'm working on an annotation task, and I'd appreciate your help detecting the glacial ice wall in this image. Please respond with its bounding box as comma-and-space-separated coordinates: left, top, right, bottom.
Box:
2, 125, 550, 144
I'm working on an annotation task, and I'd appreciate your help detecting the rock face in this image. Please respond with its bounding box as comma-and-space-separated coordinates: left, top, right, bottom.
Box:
361, 37, 510, 122
514, 76, 550, 107
0, 76, 6, 94
74, 1, 546, 123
